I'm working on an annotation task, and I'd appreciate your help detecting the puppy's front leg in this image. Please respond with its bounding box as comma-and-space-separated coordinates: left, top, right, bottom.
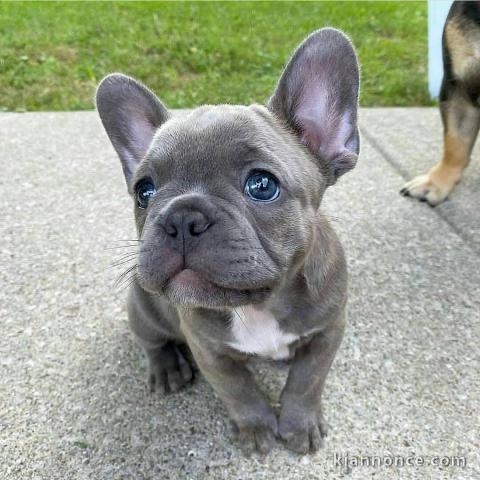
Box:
181, 314, 278, 455
279, 311, 346, 454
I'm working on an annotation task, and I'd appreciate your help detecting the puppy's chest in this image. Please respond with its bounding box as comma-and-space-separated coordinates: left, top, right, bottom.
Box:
227, 305, 299, 360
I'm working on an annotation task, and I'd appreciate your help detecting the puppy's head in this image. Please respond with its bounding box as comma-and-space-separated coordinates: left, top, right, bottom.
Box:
96, 28, 359, 308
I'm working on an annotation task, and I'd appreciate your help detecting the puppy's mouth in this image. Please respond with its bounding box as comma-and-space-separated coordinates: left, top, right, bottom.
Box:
160, 268, 272, 308
167, 268, 215, 293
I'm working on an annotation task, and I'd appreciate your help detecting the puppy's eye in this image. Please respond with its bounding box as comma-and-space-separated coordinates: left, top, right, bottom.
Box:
136, 180, 156, 209
245, 171, 279, 202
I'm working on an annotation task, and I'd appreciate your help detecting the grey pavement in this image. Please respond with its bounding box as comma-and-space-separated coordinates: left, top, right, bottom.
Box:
0, 109, 479, 480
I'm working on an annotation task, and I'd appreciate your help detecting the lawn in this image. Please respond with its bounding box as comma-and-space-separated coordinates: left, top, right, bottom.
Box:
0, 1, 430, 111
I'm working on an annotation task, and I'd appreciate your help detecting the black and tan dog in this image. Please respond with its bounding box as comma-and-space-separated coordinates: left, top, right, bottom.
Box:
402, 1, 480, 205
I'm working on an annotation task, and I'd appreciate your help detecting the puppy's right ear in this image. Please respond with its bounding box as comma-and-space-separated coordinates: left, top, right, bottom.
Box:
96, 73, 169, 187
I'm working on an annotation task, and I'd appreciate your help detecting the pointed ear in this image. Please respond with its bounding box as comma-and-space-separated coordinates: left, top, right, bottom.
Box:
96, 73, 169, 187
268, 28, 360, 185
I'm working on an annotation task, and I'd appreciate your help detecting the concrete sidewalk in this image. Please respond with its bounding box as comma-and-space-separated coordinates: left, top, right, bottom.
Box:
0, 109, 479, 480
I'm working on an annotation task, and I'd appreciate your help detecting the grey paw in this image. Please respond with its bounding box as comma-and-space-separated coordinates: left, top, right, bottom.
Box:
233, 411, 278, 455
147, 342, 193, 394
279, 408, 328, 454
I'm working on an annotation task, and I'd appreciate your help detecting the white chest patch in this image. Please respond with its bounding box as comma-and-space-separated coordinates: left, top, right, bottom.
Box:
227, 305, 299, 360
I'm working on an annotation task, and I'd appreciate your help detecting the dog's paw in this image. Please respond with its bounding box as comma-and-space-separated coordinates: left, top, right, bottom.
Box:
400, 168, 459, 206
232, 410, 278, 455
147, 342, 193, 394
278, 406, 327, 454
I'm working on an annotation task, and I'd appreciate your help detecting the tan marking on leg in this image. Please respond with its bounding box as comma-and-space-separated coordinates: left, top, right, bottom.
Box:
446, 18, 480, 79
438, 130, 470, 171
424, 132, 468, 194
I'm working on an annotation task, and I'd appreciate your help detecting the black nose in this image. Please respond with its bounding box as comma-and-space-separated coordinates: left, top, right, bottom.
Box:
164, 209, 212, 238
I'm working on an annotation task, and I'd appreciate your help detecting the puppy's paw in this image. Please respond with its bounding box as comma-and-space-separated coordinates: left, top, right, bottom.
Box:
233, 410, 278, 455
147, 342, 193, 394
400, 168, 459, 206
279, 407, 327, 454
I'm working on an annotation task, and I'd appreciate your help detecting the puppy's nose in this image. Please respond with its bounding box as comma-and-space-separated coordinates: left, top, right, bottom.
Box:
164, 209, 212, 238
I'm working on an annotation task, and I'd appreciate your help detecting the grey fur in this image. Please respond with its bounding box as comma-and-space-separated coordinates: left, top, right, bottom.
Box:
96, 28, 359, 455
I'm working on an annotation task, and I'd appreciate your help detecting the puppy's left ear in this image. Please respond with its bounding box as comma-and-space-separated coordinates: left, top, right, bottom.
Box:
268, 28, 360, 185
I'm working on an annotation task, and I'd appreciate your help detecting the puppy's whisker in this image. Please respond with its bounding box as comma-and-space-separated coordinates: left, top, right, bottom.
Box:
112, 252, 139, 260
115, 276, 136, 292
107, 253, 139, 268
110, 247, 153, 261
114, 264, 138, 289
108, 258, 137, 270
105, 239, 144, 250
232, 306, 252, 336
114, 269, 136, 288
118, 273, 138, 292
112, 239, 144, 243
107, 248, 155, 273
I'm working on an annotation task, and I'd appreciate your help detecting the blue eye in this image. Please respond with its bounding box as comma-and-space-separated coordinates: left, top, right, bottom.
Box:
136, 180, 156, 209
245, 171, 280, 202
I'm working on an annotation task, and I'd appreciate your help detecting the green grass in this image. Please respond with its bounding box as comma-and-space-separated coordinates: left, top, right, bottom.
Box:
0, 1, 430, 111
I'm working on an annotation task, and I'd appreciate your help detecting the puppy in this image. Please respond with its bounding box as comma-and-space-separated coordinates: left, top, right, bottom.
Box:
96, 28, 360, 454
402, 0, 480, 205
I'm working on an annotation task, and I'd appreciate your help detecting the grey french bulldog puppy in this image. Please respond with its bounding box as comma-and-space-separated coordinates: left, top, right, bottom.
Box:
96, 28, 359, 455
